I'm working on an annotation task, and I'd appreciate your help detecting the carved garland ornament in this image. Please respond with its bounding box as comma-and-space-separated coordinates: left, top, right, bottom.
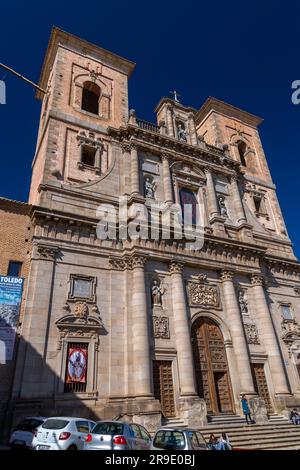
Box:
244, 323, 260, 345
153, 316, 170, 339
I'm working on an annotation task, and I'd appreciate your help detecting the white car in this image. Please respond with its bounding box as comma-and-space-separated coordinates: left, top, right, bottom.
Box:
32, 417, 95, 450
9, 417, 47, 449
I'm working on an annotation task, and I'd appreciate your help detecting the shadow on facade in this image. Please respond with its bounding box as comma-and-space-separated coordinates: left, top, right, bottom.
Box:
0, 322, 101, 445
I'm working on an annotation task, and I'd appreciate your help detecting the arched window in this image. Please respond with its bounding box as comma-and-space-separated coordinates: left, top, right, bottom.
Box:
237, 141, 247, 167
81, 81, 100, 115
179, 188, 197, 225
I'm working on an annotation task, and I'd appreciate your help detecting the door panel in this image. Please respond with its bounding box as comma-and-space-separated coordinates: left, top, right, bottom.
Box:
251, 363, 273, 413
153, 361, 176, 418
192, 317, 233, 414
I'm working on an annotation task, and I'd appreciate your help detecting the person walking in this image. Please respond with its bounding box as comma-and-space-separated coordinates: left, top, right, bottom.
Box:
241, 394, 252, 425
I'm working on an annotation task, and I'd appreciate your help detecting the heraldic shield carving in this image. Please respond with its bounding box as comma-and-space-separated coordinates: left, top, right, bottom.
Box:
187, 280, 220, 308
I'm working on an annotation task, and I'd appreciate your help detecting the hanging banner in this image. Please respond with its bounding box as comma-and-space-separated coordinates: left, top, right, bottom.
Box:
66, 347, 87, 383
0, 276, 24, 361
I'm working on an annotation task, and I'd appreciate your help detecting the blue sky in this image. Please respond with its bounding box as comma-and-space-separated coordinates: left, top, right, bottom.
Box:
0, 1, 299, 255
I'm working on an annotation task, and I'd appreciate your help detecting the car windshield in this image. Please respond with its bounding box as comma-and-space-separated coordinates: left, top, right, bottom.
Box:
42, 419, 69, 430
153, 430, 185, 450
16, 418, 44, 431
92, 422, 124, 435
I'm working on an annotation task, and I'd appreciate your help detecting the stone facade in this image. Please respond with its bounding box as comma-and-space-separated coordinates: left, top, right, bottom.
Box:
3, 28, 300, 433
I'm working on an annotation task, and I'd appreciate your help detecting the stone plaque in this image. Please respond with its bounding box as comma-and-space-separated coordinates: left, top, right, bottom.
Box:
142, 161, 159, 175
187, 282, 219, 308
73, 279, 92, 299
68, 274, 96, 302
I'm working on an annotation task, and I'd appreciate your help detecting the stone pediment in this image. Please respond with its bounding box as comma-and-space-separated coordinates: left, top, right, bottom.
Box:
56, 302, 107, 335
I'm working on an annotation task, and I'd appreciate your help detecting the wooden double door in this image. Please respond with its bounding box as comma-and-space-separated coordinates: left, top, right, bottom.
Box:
192, 317, 234, 414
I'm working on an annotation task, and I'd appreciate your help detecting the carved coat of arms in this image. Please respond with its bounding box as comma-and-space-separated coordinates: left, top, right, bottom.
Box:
187, 281, 219, 308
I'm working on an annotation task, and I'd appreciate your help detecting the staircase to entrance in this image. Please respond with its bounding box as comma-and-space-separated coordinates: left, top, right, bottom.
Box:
162, 414, 300, 449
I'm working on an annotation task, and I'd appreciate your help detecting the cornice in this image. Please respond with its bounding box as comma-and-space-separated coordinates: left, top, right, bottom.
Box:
108, 124, 241, 176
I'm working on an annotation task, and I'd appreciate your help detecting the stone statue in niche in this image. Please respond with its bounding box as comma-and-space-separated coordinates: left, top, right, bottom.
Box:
238, 290, 248, 314
144, 177, 156, 198
218, 196, 228, 217
151, 279, 165, 307
177, 122, 187, 142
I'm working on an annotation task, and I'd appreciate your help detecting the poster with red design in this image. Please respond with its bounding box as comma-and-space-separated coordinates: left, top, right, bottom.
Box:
66, 347, 87, 383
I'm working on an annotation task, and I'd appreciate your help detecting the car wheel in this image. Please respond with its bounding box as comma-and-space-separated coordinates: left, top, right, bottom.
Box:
67, 445, 77, 450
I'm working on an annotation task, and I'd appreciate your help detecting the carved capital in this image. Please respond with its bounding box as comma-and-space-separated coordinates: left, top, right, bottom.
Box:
109, 257, 129, 271
121, 142, 131, 153
251, 274, 264, 286
169, 260, 184, 274
129, 142, 138, 151
37, 244, 60, 260
219, 270, 234, 282
131, 255, 147, 269
230, 174, 238, 183
161, 153, 171, 163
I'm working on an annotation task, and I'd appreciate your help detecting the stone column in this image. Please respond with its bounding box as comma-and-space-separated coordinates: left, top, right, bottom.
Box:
205, 168, 219, 219
131, 255, 152, 397
250, 274, 290, 395
220, 270, 256, 395
169, 261, 197, 396
230, 175, 247, 224
130, 143, 140, 195
162, 154, 173, 204
166, 105, 175, 137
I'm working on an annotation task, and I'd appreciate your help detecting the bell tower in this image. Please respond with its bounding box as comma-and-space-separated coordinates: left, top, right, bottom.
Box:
29, 27, 135, 205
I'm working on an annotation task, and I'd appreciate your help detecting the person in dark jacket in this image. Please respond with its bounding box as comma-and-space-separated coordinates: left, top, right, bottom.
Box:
290, 408, 300, 425
241, 394, 252, 424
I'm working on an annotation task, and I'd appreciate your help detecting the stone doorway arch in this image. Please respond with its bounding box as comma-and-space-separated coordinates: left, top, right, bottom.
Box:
191, 316, 234, 415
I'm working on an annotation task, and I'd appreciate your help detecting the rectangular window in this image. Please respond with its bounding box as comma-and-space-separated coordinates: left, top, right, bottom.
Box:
81, 145, 96, 167
7, 261, 22, 277
281, 305, 293, 321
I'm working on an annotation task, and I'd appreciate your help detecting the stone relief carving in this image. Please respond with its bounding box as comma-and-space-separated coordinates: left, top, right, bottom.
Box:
238, 290, 248, 314
56, 301, 106, 350
37, 244, 60, 260
187, 281, 219, 308
281, 318, 300, 355
177, 122, 187, 142
144, 176, 156, 199
218, 195, 228, 217
244, 323, 260, 345
151, 279, 165, 307
153, 316, 170, 339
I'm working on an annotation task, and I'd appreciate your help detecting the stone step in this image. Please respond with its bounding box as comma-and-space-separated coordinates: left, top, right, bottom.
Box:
201, 422, 300, 450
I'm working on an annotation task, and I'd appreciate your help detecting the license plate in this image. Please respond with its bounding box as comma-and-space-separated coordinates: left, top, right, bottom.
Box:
37, 445, 50, 450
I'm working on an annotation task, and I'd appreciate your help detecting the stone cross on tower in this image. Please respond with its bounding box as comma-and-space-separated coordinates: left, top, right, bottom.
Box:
170, 90, 181, 102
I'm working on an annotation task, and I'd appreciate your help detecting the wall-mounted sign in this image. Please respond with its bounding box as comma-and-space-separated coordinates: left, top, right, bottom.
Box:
0, 276, 24, 362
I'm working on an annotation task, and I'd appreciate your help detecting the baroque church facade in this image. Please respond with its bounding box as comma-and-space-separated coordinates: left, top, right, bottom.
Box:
8, 27, 300, 430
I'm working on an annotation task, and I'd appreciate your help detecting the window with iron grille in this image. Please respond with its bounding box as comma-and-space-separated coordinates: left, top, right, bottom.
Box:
64, 342, 88, 393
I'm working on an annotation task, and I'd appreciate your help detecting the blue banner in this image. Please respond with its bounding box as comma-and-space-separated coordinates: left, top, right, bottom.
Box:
0, 276, 24, 361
